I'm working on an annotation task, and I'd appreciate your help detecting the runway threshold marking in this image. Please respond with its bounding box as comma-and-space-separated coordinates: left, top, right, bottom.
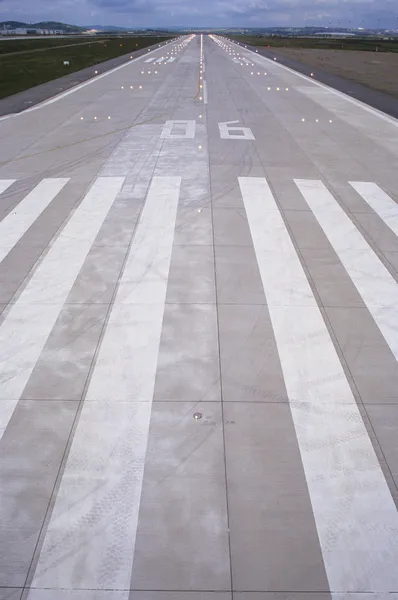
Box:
0, 177, 124, 430
295, 179, 398, 362
30, 176, 181, 592
350, 181, 398, 237
0, 179, 15, 195
0, 178, 69, 265
239, 175, 398, 593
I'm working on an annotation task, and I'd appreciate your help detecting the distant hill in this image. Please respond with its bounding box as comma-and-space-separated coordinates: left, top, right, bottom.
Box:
0, 21, 86, 32
0, 21, 136, 32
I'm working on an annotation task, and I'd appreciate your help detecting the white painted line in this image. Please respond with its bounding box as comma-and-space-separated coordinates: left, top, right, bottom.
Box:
167, 57, 176, 63
30, 176, 181, 592
349, 181, 398, 237
0, 179, 15, 195
0, 178, 69, 265
0, 38, 177, 121
228, 39, 398, 128
0, 176, 124, 427
154, 57, 164, 64
219, 120, 255, 140
203, 80, 208, 104
295, 179, 398, 361
0, 114, 16, 122
144, 57, 156, 63
239, 176, 398, 593
161, 119, 196, 139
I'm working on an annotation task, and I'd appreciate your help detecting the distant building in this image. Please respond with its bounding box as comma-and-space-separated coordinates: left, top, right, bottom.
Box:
314, 31, 356, 37
0, 27, 64, 36
3, 28, 28, 35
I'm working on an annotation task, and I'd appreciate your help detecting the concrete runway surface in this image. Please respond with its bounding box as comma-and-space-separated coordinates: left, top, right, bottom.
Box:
0, 33, 398, 600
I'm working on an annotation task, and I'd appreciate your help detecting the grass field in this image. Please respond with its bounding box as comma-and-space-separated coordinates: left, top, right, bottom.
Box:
0, 36, 173, 99
230, 35, 398, 53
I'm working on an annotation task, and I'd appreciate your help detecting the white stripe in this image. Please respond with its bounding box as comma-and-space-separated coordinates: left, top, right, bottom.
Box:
239, 176, 398, 593
167, 56, 176, 63
154, 57, 163, 63
144, 57, 155, 63
0, 178, 69, 265
203, 80, 208, 104
30, 176, 181, 592
0, 177, 124, 421
0, 179, 15, 195
349, 182, 398, 237
295, 179, 398, 361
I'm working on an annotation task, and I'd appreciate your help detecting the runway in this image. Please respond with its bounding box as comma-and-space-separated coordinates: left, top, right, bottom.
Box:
0, 33, 398, 600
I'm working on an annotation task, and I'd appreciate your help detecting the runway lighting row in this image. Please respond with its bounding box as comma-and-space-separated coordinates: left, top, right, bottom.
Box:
301, 118, 333, 123
266, 87, 290, 91
80, 116, 112, 120
120, 85, 143, 89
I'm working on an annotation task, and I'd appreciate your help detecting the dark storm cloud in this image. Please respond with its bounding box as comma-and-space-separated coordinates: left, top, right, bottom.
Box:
0, 0, 397, 28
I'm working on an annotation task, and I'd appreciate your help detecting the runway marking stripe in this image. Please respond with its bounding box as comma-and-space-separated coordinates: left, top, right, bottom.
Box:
349, 181, 398, 237
0, 178, 69, 265
0, 179, 16, 195
144, 57, 155, 63
0, 176, 124, 427
167, 57, 176, 63
203, 80, 208, 104
295, 179, 398, 361
30, 176, 181, 591
239, 176, 398, 593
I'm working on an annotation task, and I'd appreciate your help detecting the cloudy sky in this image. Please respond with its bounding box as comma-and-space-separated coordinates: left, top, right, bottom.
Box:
1, 0, 397, 28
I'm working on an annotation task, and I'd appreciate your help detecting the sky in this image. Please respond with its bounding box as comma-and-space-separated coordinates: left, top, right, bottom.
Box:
1, 0, 398, 29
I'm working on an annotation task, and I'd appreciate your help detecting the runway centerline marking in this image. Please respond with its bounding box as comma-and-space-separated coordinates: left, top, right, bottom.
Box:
203, 80, 208, 104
